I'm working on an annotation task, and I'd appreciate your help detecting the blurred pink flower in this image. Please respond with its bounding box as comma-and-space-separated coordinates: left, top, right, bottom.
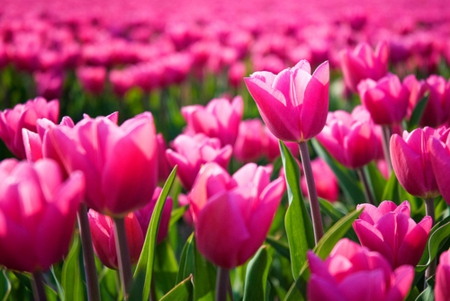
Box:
76, 66, 107, 94
435, 251, 450, 301
300, 157, 339, 202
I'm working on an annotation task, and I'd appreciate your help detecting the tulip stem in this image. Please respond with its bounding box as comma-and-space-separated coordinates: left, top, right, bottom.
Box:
381, 125, 393, 175
77, 203, 101, 301
215, 267, 230, 301
299, 141, 324, 244
425, 197, 436, 281
32, 271, 47, 301
357, 168, 376, 205
113, 217, 133, 300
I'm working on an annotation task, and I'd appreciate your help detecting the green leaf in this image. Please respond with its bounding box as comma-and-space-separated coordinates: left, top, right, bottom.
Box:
243, 246, 272, 301
417, 215, 450, 272
61, 235, 84, 301
284, 209, 362, 301
98, 267, 120, 301
193, 238, 216, 301
170, 206, 187, 228
318, 199, 345, 223
279, 141, 314, 278
159, 275, 193, 301
265, 236, 290, 260
176, 234, 195, 284
407, 94, 429, 132
365, 162, 387, 205
154, 240, 179, 296
130, 166, 178, 301
414, 276, 435, 301
381, 173, 401, 204
0, 269, 11, 301
311, 139, 365, 205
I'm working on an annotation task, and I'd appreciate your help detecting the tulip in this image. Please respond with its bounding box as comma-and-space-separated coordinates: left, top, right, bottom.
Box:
189, 162, 285, 268
390, 127, 446, 199
357, 73, 409, 126
46, 112, 158, 217
308, 238, 414, 301
244, 59, 329, 142
403, 74, 427, 120
300, 157, 339, 202
420, 75, 450, 128
181, 96, 243, 147
0, 159, 85, 272
233, 119, 266, 163
34, 69, 64, 101
340, 41, 389, 92
76, 66, 107, 94
263, 125, 299, 161
0, 97, 59, 159
317, 106, 379, 169
435, 251, 450, 301
429, 131, 450, 205
165, 133, 232, 190
353, 201, 432, 268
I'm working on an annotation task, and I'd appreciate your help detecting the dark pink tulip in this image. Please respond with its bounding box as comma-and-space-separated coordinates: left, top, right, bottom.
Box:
429, 131, 450, 204
390, 127, 446, 198
308, 238, 414, 301
263, 126, 299, 161
165, 133, 232, 190
192, 162, 285, 268
34, 69, 64, 100
181, 96, 243, 147
435, 251, 450, 301
421, 75, 450, 128
233, 119, 266, 163
353, 201, 432, 268
76, 66, 107, 94
244, 60, 329, 142
228, 61, 246, 88
0, 97, 59, 159
0, 159, 85, 272
358, 74, 409, 125
340, 41, 389, 92
317, 106, 379, 169
300, 157, 339, 202
46, 112, 158, 217
403, 74, 427, 120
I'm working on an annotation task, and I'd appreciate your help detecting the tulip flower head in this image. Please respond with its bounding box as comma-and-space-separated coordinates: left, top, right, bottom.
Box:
429, 129, 450, 205
0, 159, 85, 272
435, 251, 450, 301
308, 238, 414, 301
244, 59, 329, 142
300, 157, 339, 202
353, 201, 432, 268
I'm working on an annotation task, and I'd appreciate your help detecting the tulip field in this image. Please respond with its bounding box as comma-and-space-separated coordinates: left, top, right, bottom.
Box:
1, 0, 450, 300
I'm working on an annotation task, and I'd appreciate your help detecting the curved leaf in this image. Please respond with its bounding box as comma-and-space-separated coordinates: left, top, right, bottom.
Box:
61, 236, 84, 301
159, 275, 193, 301
243, 246, 272, 301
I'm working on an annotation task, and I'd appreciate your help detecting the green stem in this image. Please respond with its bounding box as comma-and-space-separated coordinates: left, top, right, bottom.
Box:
425, 197, 436, 281
357, 168, 376, 205
299, 141, 324, 244
77, 203, 101, 301
32, 271, 47, 301
113, 217, 133, 300
381, 125, 393, 175
215, 267, 230, 301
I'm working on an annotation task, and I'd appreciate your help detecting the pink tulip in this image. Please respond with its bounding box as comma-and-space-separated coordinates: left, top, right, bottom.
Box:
390, 127, 447, 198
0, 97, 59, 159
353, 201, 432, 268
429, 130, 450, 204
88, 187, 172, 269
421, 75, 450, 128
308, 238, 414, 301
46, 112, 158, 217
358, 74, 409, 125
189, 162, 285, 268
233, 119, 266, 163
263, 126, 299, 161
165, 133, 232, 190
435, 251, 450, 301
340, 41, 389, 92
181, 96, 243, 147
0, 159, 85, 272
317, 106, 379, 169
228, 61, 246, 88
300, 157, 339, 202
34, 69, 64, 101
403, 74, 427, 120
244, 59, 329, 142
76, 66, 107, 94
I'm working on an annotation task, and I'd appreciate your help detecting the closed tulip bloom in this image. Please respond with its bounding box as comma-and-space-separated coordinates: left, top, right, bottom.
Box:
244, 60, 329, 142
421, 75, 450, 128
308, 238, 414, 301
190, 162, 285, 268
233, 119, 266, 163
46, 112, 158, 217
165, 133, 232, 190
435, 251, 450, 301
429, 130, 450, 205
76, 66, 107, 94
0, 159, 85, 272
358, 74, 409, 125
181, 96, 243, 147
353, 201, 432, 268
317, 106, 379, 169
0, 97, 59, 159
300, 157, 339, 202
390, 127, 446, 198
340, 41, 389, 92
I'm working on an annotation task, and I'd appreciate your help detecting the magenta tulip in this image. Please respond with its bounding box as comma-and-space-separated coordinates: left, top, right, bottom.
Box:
181, 96, 243, 147
308, 238, 414, 301
390, 127, 447, 198
300, 157, 339, 202
244, 59, 329, 142
76, 66, 107, 94
435, 251, 450, 301
0, 97, 59, 159
46, 112, 158, 217
340, 41, 389, 92
0, 159, 85, 272
353, 201, 432, 268
429, 131, 450, 205
188, 162, 285, 268
233, 119, 266, 163
421, 75, 450, 128
317, 106, 379, 169
165, 133, 232, 190
358, 74, 409, 125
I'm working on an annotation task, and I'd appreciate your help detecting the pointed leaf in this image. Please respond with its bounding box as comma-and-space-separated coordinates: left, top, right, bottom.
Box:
61, 236, 84, 301
243, 246, 272, 301
265, 236, 290, 259
154, 240, 179, 295
0, 270, 11, 301
177, 234, 195, 283
407, 94, 429, 132
159, 275, 193, 301
193, 237, 216, 301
